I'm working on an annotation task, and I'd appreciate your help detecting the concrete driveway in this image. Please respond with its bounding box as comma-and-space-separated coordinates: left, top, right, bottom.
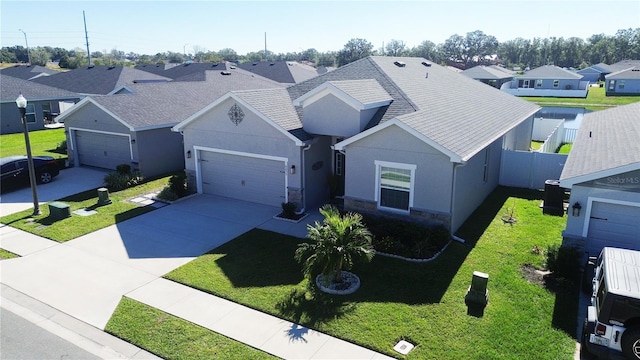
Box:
0, 195, 280, 329
0, 167, 108, 217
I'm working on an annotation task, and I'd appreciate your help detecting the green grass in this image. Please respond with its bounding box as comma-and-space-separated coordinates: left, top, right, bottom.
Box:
557, 143, 572, 154
522, 86, 640, 111
530, 141, 543, 150
0, 128, 67, 160
105, 298, 277, 360
162, 187, 578, 360
0, 248, 19, 260
0, 175, 173, 242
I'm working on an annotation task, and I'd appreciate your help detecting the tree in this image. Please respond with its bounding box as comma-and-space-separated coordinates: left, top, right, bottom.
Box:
409, 40, 439, 61
217, 48, 238, 62
294, 205, 374, 284
30, 47, 50, 66
336, 38, 373, 66
385, 39, 407, 56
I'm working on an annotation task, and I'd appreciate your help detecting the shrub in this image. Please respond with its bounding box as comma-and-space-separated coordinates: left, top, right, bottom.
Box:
104, 170, 143, 191
168, 172, 188, 197
281, 202, 297, 218
55, 140, 67, 153
545, 244, 581, 281
116, 164, 131, 175
157, 187, 178, 202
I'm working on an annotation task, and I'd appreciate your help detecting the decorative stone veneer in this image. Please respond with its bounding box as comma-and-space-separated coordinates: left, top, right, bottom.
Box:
287, 187, 303, 208
344, 197, 451, 230
186, 169, 197, 193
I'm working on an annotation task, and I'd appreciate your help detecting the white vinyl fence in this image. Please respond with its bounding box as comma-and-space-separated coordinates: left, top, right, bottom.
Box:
499, 150, 568, 189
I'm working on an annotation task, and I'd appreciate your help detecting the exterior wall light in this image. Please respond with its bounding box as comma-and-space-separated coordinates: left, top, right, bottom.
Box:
572, 202, 582, 217
131, 139, 136, 144
290, 165, 296, 174
186, 150, 192, 159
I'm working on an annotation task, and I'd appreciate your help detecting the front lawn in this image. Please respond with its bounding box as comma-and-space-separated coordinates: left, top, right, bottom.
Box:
0, 128, 67, 160
159, 187, 577, 360
0, 175, 173, 242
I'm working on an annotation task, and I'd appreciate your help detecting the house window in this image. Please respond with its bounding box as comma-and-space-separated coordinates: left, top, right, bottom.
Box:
619, 80, 625, 89
535, 79, 543, 87
42, 103, 51, 123
609, 80, 616, 90
25, 104, 36, 124
375, 161, 415, 212
335, 152, 344, 176
483, 148, 491, 182
522, 80, 530, 88
553, 80, 559, 88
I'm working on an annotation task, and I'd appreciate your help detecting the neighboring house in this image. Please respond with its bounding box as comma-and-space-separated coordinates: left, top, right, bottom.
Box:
237, 61, 321, 84
462, 65, 514, 89
0, 64, 59, 80
135, 62, 233, 79
501, 65, 589, 98
55, 70, 283, 178
605, 67, 640, 96
31, 65, 171, 95
559, 102, 640, 256
173, 56, 539, 233
577, 63, 610, 83
0, 74, 81, 134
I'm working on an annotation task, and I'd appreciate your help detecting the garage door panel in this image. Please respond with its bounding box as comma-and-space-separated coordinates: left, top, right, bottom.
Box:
199, 150, 285, 207
75, 131, 130, 170
587, 202, 640, 253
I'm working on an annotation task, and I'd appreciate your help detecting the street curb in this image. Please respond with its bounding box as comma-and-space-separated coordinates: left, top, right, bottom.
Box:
0, 283, 162, 360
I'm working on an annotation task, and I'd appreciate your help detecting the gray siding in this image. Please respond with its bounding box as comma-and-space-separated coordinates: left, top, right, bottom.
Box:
606, 79, 640, 96
303, 94, 364, 137
136, 127, 185, 178
182, 97, 302, 189
1, 102, 46, 135
344, 124, 453, 214
452, 139, 502, 231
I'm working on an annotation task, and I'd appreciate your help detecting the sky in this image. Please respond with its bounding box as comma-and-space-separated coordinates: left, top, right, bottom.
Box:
1, 0, 639, 56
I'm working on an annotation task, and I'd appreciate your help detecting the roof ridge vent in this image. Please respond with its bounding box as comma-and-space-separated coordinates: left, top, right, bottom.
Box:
252, 62, 258, 66
87, 65, 95, 69
269, 62, 275, 66
394, 61, 406, 67
220, 71, 231, 75
107, 66, 116, 70
421, 61, 432, 67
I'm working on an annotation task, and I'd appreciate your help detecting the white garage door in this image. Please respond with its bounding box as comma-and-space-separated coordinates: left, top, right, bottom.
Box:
587, 201, 640, 253
199, 150, 286, 207
74, 131, 131, 170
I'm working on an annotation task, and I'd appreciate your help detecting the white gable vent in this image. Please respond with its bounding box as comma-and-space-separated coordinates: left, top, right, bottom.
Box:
422, 61, 432, 67
394, 61, 406, 67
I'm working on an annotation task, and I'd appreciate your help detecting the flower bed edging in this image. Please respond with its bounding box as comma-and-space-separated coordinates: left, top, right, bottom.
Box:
316, 271, 361, 295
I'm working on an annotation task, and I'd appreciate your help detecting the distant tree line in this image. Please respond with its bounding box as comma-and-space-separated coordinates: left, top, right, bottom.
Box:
1, 28, 638, 70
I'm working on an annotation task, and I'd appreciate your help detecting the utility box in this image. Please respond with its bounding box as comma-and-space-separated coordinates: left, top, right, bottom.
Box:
97, 187, 112, 205
465, 271, 489, 317
48, 202, 71, 220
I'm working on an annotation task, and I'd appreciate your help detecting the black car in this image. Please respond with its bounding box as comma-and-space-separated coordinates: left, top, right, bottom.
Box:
1, 155, 60, 189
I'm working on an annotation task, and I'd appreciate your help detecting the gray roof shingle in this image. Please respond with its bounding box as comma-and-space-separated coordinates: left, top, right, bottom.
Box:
517, 65, 583, 79
1, 74, 80, 103
462, 65, 514, 80
326, 79, 393, 106
0, 65, 59, 80
238, 61, 320, 84
31, 66, 171, 95
85, 70, 283, 130
606, 67, 640, 79
560, 102, 640, 184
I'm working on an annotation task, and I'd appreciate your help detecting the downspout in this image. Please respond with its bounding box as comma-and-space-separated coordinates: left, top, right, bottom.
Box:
450, 160, 467, 243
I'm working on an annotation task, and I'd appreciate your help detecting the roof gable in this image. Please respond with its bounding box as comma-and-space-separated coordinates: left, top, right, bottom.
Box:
237, 61, 319, 84
0, 64, 59, 80
518, 65, 583, 79
560, 102, 640, 187
606, 67, 640, 79
462, 65, 514, 80
292, 79, 392, 110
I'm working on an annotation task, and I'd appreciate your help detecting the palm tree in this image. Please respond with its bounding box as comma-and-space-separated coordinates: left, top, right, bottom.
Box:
295, 205, 375, 284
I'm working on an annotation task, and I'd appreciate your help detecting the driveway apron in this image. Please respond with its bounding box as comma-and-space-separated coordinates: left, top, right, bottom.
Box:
0, 195, 280, 329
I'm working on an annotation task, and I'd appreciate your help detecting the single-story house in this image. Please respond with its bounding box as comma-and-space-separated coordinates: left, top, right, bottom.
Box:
0, 64, 59, 80
0, 74, 81, 134
31, 65, 171, 95
56, 70, 283, 178
462, 65, 514, 89
501, 65, 589, 98
605, 67, 640, 96
173, 56, 539, 233
237, 61, 321, 84
560, 102, 640, 256
577, 64, 610, 83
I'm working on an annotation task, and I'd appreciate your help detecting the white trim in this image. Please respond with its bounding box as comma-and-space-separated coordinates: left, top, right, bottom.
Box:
560, 164, 640, 188
374, 160, 416, 214
194, 146, 288, 203
54, 97, 135, 131
335, 119, 463, 163
173, 92, 304, 146
581, 197, 640, 237
107, 85, 135, 95
68, 127, 134, 165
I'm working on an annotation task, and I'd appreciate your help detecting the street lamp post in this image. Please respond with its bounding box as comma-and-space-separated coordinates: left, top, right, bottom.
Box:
16, 94, 40, 216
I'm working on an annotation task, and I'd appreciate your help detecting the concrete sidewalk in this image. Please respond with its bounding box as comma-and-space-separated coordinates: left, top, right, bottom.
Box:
0, 195, 395, 359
